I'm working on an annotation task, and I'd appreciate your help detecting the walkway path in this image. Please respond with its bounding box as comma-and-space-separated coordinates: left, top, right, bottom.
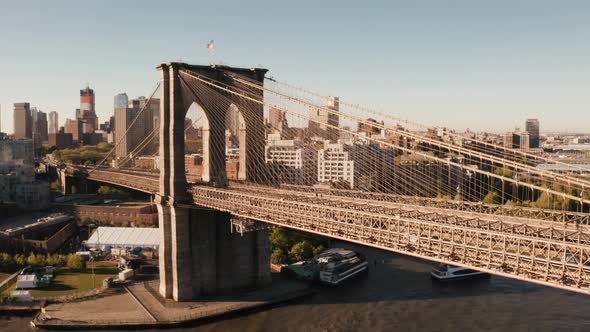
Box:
33, 278, 313, 329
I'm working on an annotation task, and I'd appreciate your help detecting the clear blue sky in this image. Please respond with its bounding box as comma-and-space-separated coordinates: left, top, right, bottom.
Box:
1, 0, 589, 134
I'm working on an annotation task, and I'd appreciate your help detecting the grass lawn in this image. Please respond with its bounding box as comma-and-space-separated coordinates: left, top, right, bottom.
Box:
1, 261, 119, 298
31, 261, 119, 297
0, 272, 13, 283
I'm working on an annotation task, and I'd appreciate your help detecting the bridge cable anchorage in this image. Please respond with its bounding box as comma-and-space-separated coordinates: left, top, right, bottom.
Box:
262, 75, 590, 175
178, 68, 590, 208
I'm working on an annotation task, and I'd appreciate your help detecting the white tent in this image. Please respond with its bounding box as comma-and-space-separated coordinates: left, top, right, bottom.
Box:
86, 227, 159, 250
16, 274, 38, 289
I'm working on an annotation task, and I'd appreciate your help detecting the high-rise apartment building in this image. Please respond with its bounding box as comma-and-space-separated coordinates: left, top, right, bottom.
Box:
265, 133, 317, 185
309, 96, 339, 142
138, 96, 160, 135
13, 102, 32, 139
65, 118, 83, 142
113, 94, 160, 163
31, 108, 48, 144
48, 111, 59, 134
317, 140, 396, 190
504, 129, 530, 152
525, 118, 540, 148
114, 105, 142, 161
318, 141, 355, 188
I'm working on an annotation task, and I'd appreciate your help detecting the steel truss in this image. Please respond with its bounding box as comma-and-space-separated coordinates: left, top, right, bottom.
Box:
277, 183, 590, 225
85, 168, 590, 294
85, 168, 590, 227
88, 170, 159, 194
192, 185, 590, 295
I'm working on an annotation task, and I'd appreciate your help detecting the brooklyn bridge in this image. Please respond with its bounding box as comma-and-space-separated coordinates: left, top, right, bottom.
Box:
56, 63, 590, 301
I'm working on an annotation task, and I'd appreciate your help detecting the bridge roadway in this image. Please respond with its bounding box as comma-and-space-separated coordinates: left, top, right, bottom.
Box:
85, 168, 590, 295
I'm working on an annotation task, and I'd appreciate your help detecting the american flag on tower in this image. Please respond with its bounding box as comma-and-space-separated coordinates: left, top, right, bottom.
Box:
207, 40, 214, 53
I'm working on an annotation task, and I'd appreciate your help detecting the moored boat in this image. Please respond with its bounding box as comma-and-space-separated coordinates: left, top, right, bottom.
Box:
430, 264, 489, 281
316, 248, 368, 285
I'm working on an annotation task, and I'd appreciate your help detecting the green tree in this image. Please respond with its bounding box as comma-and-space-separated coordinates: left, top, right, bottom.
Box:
531, 192, 575, 210
288, 241, 314, 262
36, 254, 47, 267
66, 254, 86, 271
269, 227, 291, 252
27, 253, 37, 267
45, 254, 55, 266
0, 253, 15, 270
271, 248, 288, 265
98, 185, 127, 195
51, 149, 63, 162
312, 245, 325, 256
26, 253, 46, 267
52, 254, 67, 267
495, 167, 514, 178
482, 191, 501, 205
14, 254, 26, 267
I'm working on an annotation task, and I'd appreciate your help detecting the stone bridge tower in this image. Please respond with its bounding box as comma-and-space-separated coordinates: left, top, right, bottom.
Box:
156, 63, 270, 301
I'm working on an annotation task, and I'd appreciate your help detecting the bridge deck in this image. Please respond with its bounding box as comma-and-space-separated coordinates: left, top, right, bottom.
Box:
84, 168, 590, 295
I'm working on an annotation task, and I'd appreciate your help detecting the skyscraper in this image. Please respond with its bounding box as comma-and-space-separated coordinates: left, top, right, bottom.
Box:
113, 96, 159, 162
80, 85, 98, 133
525, 118, 540, 149
48, 111, 59, 134
114, 93, 128, 109
114, 104, 142, 161
32, 109, 48, 143
13, 102, 32, 139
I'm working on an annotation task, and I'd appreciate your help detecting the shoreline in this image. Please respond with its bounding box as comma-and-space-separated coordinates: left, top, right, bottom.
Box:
30, 279, 314, 330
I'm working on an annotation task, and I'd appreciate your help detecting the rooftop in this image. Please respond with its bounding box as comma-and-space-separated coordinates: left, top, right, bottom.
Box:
86, 227, 159, 248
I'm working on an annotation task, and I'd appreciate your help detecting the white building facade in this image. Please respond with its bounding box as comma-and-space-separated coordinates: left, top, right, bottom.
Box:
265, 133, 317, 185
317, 141, 355, 189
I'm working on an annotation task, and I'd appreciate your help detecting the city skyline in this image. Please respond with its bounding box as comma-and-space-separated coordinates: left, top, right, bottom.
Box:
2, 3, 590, 326
1, 1, 590, 134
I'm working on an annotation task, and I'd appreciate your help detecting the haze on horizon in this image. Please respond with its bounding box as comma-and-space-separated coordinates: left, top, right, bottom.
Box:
1, 0, 589, 134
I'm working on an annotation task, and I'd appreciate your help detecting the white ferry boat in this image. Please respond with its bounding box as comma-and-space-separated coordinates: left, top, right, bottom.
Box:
430, 264, 489, 281
316, 248, 368, 285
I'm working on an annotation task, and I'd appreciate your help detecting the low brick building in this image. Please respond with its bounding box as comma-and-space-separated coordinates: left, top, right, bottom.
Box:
54, 203, 158, 227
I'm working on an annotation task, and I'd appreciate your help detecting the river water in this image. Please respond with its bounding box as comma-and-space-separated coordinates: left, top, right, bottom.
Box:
3, 242, 590, 332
